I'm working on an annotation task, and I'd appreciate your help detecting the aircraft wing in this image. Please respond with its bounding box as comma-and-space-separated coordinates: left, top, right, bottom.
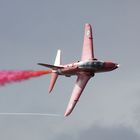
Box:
64, 74, 91, 116
81, 23, 94, 61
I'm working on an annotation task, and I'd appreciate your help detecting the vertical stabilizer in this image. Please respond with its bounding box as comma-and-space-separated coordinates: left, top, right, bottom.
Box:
48, 50, 61, 93
54, 49, 61, 66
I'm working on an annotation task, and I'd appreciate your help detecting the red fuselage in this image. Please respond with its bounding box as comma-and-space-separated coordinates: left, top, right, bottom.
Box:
56, 59, 119, 77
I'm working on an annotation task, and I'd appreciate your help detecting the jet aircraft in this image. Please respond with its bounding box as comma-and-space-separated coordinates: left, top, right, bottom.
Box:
38, 23, 119, 116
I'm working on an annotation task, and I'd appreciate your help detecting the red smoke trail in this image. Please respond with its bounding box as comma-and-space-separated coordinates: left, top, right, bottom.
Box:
0, 70, 51, 86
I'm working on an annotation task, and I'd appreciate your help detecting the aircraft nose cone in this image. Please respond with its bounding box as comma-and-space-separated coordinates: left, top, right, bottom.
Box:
104, 62, 119, 70
114, 63, 119, 69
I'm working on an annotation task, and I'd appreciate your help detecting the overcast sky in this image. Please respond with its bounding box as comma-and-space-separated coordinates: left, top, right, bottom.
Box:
0, 0, 140, 140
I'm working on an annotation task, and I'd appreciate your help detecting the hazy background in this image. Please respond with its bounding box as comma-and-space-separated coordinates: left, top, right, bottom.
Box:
0, 0, 140, 139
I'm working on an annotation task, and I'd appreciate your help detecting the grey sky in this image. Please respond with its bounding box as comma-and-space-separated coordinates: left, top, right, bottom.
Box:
0, 0, 140, 140
56, 125, 140, 140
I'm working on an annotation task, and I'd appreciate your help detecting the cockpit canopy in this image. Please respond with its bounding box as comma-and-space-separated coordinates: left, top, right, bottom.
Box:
78, 60, 104, 69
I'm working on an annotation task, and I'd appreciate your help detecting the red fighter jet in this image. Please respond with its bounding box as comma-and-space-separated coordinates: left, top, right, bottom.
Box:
38, 23, 119, 117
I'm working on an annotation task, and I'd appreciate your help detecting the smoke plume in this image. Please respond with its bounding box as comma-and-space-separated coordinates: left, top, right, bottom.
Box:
0, 70, 51, 86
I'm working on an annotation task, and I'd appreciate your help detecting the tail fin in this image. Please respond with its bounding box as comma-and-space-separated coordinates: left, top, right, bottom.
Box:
54, 49, 61, 66
49, 50, 61, 93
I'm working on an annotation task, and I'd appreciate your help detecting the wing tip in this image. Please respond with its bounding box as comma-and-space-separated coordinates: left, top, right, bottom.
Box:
85, 23, 92, 28
85, 23, 90, 25
64, 111, 71, 117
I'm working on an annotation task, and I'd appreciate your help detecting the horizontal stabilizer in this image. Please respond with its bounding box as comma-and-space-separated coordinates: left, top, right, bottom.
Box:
38, 63, 63, 70
49, 73, 58, 93
48, 49, 61, 93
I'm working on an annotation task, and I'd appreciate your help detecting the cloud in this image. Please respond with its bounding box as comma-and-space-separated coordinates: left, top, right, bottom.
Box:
55, 125, 140, 140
